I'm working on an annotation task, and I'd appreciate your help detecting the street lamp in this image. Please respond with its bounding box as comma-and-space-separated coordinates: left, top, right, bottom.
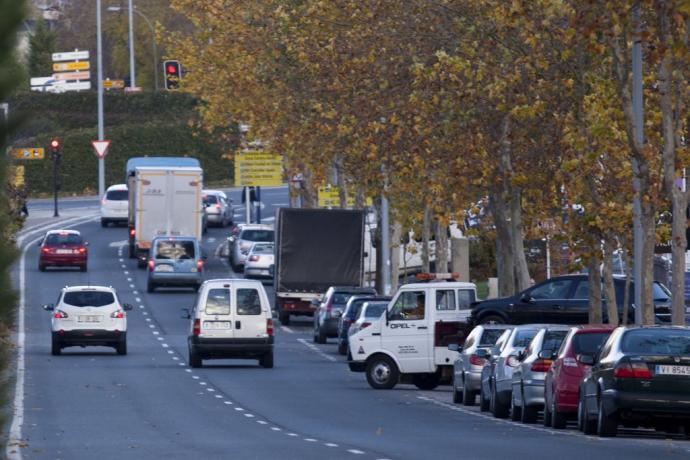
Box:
107, 4, 159, 90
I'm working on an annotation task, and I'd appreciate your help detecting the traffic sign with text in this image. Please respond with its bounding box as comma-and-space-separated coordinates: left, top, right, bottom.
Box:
234, 151, 283, 187
11, 148, 45, 160
52, 50, 89, 62
53, 71, 90, 81
53, 61, 90, 72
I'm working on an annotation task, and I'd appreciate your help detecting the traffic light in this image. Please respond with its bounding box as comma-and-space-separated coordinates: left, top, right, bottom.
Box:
50, 138, 61, 158
164, 60, 181, 90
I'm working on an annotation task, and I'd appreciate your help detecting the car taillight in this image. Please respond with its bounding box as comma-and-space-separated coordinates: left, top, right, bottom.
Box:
196, 260, 204, 271
41, 247, 51, 253
111, 310, 125, 319
531, 358, 553, 372
249, 255, 260, 262
469, 354, 487, 366
148, 260, 155, 272
361, 321, 372, 329
215, 204, 221, 210
267, 318, 274, 336
193, 319, 201, 336
129, 228, 135, 237
614, 361, 652, 379
53, 310, 68, 319
78, 246, 87, 254
563, 357, 578, 367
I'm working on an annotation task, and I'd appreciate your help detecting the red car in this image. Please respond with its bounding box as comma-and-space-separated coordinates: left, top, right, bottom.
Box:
543, 325, 615, 428
38, 230, 88, 272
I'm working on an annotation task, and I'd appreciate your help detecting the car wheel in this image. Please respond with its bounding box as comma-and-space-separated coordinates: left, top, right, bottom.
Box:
579, 393, 596, 434
479, 384, 490, 412
116, 340, 127, 356
337, 342, 348, 356
596, 395, 618, 437
520, 389, 538, 424
189, 347, 202, 368
479, 314, 505, 325
101, 219, 107, 227
51, 337, 61, 356
80, 263, 87, 272
413, 373, 440, 391
147, 280, 156, 293
543, 393, 553, 427
452, 378, 463, 404
462, 375, 476, 406
314, 322, 326, 344
39, 263, 46, 272
259, 351, 274, 368
683, 424, 690, 440
551, 400, 568, 429
510, 393, 522, 421
491, 383, 509, 419
365, 355, 399, 390
279, 311, 290, 326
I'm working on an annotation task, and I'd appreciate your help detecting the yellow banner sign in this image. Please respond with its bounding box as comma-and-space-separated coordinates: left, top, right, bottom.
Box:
53, 61, 90, 72
318, 186, 373, 208
103, 79, 125, 89
12, 148, 45, 160
234, 151, 283, 187
13, 165, 25, 187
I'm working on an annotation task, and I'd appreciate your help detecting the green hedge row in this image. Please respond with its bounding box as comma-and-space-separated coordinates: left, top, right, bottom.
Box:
9, 91, 237, 195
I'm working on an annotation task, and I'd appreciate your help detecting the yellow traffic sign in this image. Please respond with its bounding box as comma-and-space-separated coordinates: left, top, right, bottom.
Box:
12, 148, 45, 160
13, 165, 25, 187
234, 151, 283, 186
318, 186, 372, 208
103, 79, 125, 89
53, 61, 90, 72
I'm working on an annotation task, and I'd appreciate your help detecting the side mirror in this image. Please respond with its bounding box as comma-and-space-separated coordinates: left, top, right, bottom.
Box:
447, 343, 460, 352
520, 293, 535, 304
123, 303, 133, 311
474, 348, 490, 359
42, 303, 54, 311
507, 355, 522, 367
517, 349, 527, 361
84, 242, 89, 247
181, 308, 191, 320
577, 354, 595, 365
538, 349, 554, 360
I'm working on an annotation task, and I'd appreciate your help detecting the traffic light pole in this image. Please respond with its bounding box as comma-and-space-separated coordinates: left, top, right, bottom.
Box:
52, 152, 59, 217
256, 186, 261, 223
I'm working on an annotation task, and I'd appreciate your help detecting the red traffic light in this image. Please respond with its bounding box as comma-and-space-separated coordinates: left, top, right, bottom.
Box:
50, 139, 60, 149
166, 64, 178, 75
163, 60, 181, 90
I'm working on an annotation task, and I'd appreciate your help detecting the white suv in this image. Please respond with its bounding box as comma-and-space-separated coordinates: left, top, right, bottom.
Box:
43, 285, 133, 355
182, 279, 274, 368
100, 184, 128, 227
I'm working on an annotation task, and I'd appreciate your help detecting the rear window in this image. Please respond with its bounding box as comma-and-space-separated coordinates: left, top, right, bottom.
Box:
240, 230, 274, 242
512, 329, 538, 348
105, 190, 128, 201
333, 291, 375, 306
479, 329, 505, 346
347, 298, 370, 319
237, 288, 262, 315
205, 288, 230, 315
62, 291, 115, 307
45, 233, 82, 245
203, 195, 218, 205
571, 331, 611, 355
621, 329, 690, 355
251, 244, 274, 255
155, 240, 195, 260
542, 330, 568, 352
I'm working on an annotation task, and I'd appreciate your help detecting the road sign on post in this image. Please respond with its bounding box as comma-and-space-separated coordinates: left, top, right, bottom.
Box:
234, 151, 283, 187
52, 50, 90, 61
91, 140, 111, 159
11, 148, 45, 160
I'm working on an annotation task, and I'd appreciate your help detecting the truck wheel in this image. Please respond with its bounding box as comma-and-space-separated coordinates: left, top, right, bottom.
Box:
259, 352, 274, 368
279, 311, 290, 326
189, 347, 202, 368
413, 373, 440, 391
479, 314, 505, 325
365, 355, 399, 390
39, 263, 46, 272
128, 243, 135, 259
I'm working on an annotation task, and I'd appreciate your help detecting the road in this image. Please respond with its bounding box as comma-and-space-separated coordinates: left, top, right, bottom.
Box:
6, 186, 690, 459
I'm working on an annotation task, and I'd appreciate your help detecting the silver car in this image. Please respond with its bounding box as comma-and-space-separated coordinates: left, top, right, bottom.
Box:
347, 301, 388, 338
146, 236, 205, 293
243, 242, 274, 279
451, 324, 512, 406
229, 224, 274, 271
203, 190, 233, 227
510, 325, 569, 423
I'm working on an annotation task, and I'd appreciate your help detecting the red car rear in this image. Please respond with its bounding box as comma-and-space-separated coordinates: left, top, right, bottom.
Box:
544, 325, 614, 428
38, 230, 88, 272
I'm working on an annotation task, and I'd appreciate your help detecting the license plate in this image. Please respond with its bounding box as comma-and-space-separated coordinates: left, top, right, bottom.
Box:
656, 365, 690, 376
155, 265, 173, 272
78, 315, 101, 323
203, 321, 231, 330
56, 249, 72, 254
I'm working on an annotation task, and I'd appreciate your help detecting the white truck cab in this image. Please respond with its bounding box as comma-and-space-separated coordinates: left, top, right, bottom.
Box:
348, 276, 477, 390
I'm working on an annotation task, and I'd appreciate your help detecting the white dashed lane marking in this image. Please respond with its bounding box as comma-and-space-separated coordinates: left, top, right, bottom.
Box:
297, 338, 337, 362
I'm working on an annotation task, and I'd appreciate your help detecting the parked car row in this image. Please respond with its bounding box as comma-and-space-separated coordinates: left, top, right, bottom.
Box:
452, 322, 690, 439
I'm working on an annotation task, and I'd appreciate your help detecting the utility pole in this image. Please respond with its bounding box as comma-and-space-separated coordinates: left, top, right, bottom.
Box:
381, 179, 391, 295
128, 0, 136, 88
97, 0, 105, 197
632, 3, 644, 324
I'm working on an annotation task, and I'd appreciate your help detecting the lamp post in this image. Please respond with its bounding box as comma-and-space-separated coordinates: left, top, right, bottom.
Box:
97, 0, 105, 197
107, 4, 159, 90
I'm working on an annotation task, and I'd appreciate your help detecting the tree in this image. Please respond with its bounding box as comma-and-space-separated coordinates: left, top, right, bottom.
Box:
28, 19, 56, 77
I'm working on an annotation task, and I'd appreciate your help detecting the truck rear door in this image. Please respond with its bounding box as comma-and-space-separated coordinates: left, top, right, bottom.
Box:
171, 169, 202, 239
136, 169, 168, 249
382, 290, 432, 373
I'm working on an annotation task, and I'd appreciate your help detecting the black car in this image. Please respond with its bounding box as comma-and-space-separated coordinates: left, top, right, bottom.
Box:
578, 326, 690, 437
336, 295, 391, 355
470, 274, 672, 326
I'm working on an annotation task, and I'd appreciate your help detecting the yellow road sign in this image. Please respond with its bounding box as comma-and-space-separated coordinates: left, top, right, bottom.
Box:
12, 148, 45, 160
234, 151, 283, 186
53, 61, 90, 72
318, 186, 373, 208
103, 79, 125, 89
13, 165, 25, 187
53, 71, 91, 80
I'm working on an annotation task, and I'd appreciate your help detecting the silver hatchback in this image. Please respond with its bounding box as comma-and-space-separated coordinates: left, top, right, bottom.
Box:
229, 224, 274, 271
203, 190, 233, 227
243, 242, 274, 279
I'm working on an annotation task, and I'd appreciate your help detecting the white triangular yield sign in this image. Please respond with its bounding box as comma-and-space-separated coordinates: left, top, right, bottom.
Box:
91, 140, 111, 159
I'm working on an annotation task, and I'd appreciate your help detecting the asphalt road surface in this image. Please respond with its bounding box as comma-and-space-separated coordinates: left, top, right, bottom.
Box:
6, 186, 690, 459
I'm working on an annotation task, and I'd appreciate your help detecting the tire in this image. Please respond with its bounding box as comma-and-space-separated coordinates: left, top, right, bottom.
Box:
147, 280, 155, 293
579, 393, 596, 435
683, 424, 690, 440
116, 340, 127, 355
510, 393, 522, 421
279, 311, 290, 326
596, 396, 618, 437
413, 373, 440, 391
260, 351, 274, 368
51, 337, 61, 356
314, 321, 327, 344
490, 383, 509, 419
462, 376, 476, 406
80, 264, 87, 272
189, 347, 202, 368
521, 403, 538, 424
101, 219, 107, 227
551, 401, 568, 429
452, 381, 463, 404
365, 355, 399, 390
543, 400, 553, 427
337, 341, 348, 356
479, 385, 490, 412
479, 314, 506, 325
39, 263, 46, 272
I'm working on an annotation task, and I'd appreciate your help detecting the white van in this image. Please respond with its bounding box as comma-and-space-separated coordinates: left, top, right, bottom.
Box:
182, 279, 274, 368
348, 276, 476, 390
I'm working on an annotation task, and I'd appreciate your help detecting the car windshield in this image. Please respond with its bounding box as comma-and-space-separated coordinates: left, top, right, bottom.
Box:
363, 303, 387, 319
62, 291, 115, 307
203, 195, 218, 205
621, 329, 690, 355
45, 233, 82, 245
155, 240, 195, 260
512, 329, 538, 348
571, 332, 611, 355
251, 244, 274, 255
240, 230, 274, 242
479, 329, 506, 346
105, 190, 128, 201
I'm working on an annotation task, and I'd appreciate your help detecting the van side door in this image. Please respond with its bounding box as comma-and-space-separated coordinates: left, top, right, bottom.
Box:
382, 289, 432, 373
